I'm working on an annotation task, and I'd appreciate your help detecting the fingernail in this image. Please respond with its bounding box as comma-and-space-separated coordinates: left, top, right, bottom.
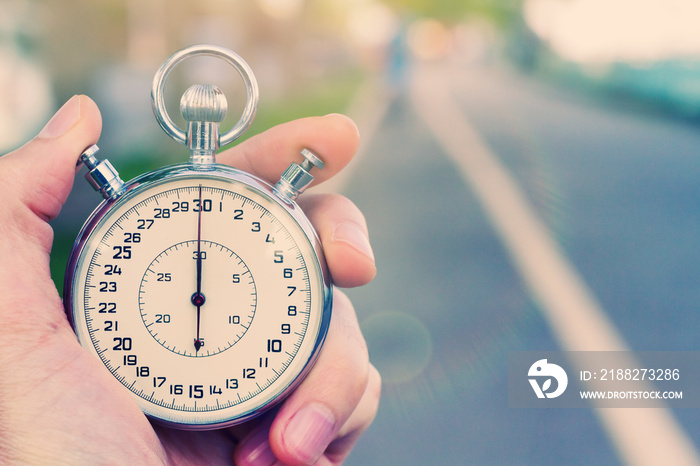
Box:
282, 404, 336, 464
39, 95, 81, 138
332, 222, 375, 262
237, 425, 277, 466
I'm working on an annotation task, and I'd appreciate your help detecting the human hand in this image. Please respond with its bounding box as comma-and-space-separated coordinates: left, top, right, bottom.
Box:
0, 95, 380, 465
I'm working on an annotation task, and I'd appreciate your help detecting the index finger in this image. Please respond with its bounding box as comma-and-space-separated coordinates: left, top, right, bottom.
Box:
217, 114, 360, 186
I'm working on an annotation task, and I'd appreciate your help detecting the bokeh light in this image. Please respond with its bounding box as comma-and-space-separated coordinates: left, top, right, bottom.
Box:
406, 18, 451, 60
362, 311, 433, 384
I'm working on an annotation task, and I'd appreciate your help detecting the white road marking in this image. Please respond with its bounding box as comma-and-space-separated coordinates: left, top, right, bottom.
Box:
411, 60, 699, 466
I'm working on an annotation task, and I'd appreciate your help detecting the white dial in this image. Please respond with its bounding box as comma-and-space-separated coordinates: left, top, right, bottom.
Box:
66, 169, 330, 428
139, 240, 257, 357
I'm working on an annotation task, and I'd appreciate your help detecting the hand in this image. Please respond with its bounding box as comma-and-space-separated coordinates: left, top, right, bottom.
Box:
0, 95, 380, 465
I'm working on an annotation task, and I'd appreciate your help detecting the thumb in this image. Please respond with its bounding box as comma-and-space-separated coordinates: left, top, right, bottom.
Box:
0, 95, 102, 225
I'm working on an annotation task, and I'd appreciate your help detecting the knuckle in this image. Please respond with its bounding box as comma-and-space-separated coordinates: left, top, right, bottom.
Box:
331, 291, 368, 362
367, 364, 382, 405
325, 346, 369, 402
361, 364, 382, 425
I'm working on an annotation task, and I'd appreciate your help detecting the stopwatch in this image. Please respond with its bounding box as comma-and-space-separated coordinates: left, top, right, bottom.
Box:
64, 45, 332, 430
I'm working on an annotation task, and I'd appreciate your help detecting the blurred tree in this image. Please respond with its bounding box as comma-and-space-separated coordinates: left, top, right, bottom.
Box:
383, 0, 521, 25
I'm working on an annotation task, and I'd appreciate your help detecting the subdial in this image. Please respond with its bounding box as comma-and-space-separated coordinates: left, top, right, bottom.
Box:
139, 240, 256, 357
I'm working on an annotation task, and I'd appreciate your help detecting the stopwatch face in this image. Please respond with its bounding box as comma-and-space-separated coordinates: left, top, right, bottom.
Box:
65, 165, 331, 429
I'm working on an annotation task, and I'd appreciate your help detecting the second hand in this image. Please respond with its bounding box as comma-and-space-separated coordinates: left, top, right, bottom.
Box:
192, 185, 205, 352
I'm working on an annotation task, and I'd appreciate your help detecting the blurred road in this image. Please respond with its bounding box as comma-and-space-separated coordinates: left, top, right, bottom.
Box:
339, 56, 700, 465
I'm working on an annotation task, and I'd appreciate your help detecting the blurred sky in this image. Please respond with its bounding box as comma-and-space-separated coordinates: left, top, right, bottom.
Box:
524, 0, 700, 64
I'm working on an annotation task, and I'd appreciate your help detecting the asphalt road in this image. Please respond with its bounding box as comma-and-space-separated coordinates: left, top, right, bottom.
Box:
340, 56, 700, 465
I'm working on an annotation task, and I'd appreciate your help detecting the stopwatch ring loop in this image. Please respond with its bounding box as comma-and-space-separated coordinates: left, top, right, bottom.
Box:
151, 44, 259, 148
